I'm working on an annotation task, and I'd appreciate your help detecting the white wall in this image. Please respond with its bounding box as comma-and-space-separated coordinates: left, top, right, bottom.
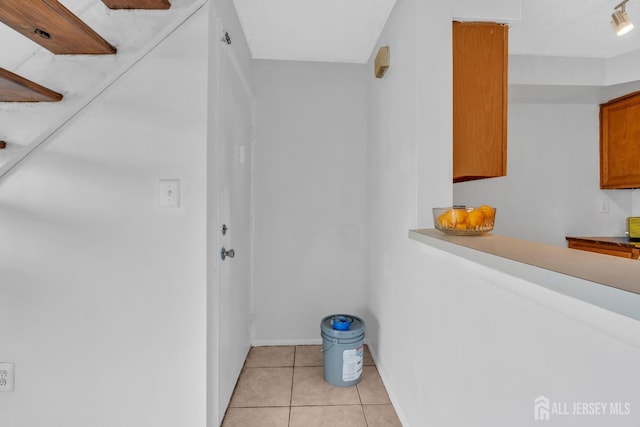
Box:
605, 49, 640, 86
461, 42, 637, 246
510, 55, 606, 87
365, 1, 452, 424
415, 0, 455, 224
453, 0, 521, 22
490, 48, 640, 244
405, 242, 640, 426
366, 1, 640, 426
251, 60, 368, 344
454, 103, 631, 247
0, 8, 208, 427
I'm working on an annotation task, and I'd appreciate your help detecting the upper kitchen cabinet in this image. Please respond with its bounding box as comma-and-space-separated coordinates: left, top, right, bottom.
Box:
453, 21, 508, 183
600, 92, 640, 189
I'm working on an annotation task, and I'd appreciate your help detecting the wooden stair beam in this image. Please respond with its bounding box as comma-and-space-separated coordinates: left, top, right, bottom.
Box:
102, 0, 170, 10
0, 0, 117, 55
0, 67, 63, 102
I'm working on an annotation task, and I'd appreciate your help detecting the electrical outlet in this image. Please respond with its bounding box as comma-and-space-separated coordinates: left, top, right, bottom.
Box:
599, 198, 609, 213
0, 362, 15, 392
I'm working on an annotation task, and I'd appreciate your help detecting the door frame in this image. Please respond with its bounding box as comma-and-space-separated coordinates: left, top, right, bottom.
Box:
206, 10, 256, 426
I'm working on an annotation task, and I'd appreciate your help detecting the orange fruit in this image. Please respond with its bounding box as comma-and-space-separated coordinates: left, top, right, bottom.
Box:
466, 209, 485, 229
438, 209, 467, 228
437, 213, 453, 228
450, 208, 468, 225
478, 205, 495, 224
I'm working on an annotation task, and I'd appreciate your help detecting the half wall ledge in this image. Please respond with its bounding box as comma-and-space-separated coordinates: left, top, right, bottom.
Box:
409, 229, 640, 325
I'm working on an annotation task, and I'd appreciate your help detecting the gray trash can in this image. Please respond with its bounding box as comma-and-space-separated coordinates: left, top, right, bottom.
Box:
321, 314, 366, 387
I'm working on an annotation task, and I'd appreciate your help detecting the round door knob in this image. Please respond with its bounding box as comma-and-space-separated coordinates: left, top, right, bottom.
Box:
220, 247, 235, 260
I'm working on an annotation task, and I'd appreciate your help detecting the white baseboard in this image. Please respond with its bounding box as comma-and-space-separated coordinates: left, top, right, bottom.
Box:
251, 338, 323, 346
361, 342, 410, 427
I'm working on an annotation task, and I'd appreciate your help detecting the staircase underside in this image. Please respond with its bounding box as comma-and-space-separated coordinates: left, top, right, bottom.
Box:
102, 0, 171, 10
0, 0, 117, 55
0, 67, 63, 102
0, 0, 206, 172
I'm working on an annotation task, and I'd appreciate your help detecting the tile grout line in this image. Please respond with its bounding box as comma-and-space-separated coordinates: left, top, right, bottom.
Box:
223, 345, 399, 426
288, 346, 296, 427
356, 372, 369, 427
286, 404, 368, 407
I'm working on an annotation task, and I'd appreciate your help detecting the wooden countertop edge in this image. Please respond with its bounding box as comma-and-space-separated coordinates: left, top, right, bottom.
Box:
409, 229, 640, 296
566, 235, 639, 248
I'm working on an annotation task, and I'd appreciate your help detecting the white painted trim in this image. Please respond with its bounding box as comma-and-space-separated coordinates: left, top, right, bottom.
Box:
250, 338, 373, 349
209, 12, 223, 426
251, 339, 323, 346
366, 342, 410, 427
221, 41, 253, 100
248, 97, 258, 345
214, 20, 254, 421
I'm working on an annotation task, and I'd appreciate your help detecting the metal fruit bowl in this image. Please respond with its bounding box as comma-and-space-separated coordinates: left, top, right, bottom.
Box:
433, 206, 496, 236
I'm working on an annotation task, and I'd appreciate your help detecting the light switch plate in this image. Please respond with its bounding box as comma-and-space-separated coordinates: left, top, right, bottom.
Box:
159, 179, 180, 208
0, 362, 15, 392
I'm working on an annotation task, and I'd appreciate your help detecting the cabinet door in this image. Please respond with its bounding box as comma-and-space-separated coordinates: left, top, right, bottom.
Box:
600, 92, 640, 189
453, 22, 508, 183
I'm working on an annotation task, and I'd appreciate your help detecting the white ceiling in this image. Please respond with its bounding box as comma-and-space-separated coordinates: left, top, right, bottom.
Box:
233, 0, 640, 63
510, 0, 640, 58
232, 0, 396, 63
1, 0, 639, 67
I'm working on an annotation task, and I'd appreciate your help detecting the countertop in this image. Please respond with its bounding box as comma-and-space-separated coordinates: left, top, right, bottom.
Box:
409, 228, 640, 343
410, 229, 640, 295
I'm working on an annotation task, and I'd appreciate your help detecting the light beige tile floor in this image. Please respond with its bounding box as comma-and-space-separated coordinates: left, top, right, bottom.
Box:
222, 345, 402, 427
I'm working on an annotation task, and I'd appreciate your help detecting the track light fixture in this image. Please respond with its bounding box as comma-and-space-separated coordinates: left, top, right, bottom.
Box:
612, 0, 634, 36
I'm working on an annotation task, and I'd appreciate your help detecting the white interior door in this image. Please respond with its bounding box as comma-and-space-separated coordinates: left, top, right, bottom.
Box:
217, 34, 254, 420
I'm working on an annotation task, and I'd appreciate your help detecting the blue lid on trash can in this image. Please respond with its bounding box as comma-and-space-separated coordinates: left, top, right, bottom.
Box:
321, 314, 365, 338
332, 316, 352, 330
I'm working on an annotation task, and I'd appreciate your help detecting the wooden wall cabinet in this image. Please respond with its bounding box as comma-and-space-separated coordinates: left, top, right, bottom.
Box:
453, 21, 508, 183
600, 92, 640, 189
